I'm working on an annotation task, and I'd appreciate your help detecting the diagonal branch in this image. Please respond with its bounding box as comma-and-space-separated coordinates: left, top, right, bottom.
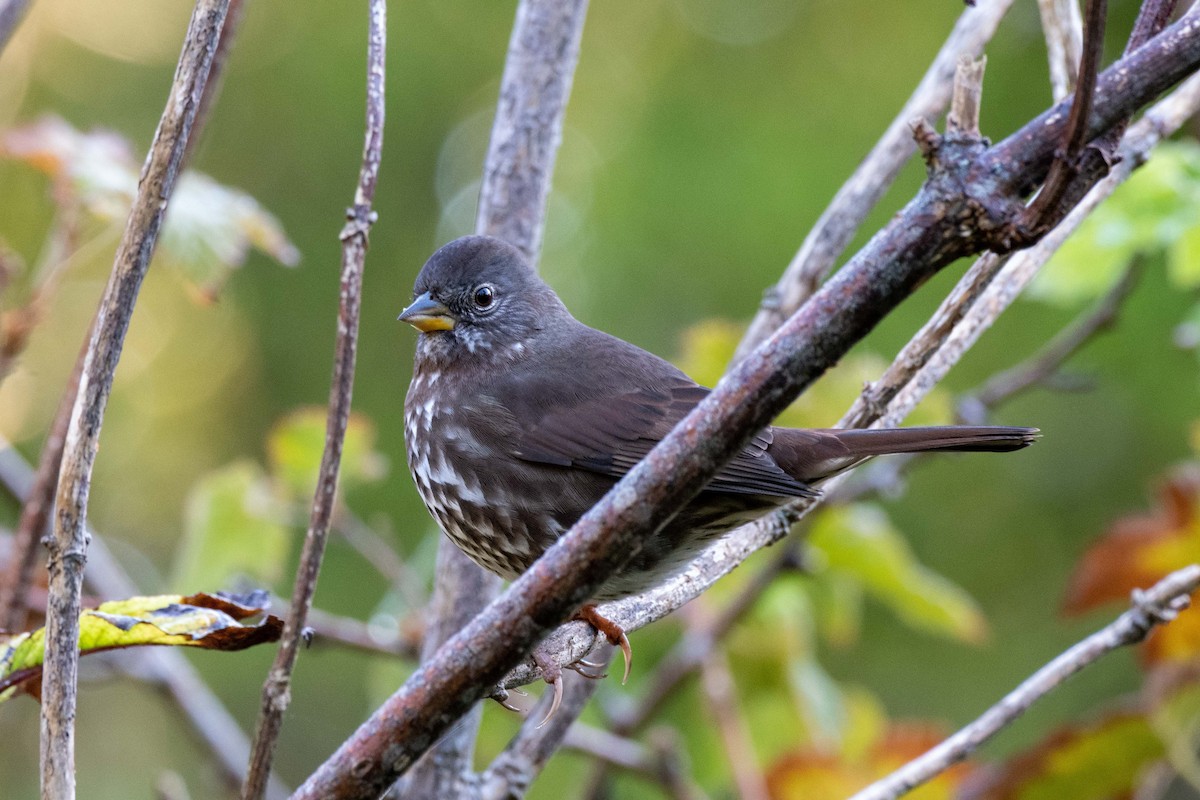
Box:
734, 0, 1015, 361
40, 3, 231, 796
849, 565, 1200, 800
241, 1, 386, 798
294, 12, 1200, 797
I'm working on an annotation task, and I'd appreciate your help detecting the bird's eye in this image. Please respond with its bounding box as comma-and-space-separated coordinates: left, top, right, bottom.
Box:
473, 285, 495, 309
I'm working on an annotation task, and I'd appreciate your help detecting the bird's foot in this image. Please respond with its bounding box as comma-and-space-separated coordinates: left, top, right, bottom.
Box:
531, 647, 564, 727
574, 604, 632, 685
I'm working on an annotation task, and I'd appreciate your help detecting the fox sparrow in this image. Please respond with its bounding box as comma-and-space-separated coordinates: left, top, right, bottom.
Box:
401, 235, 1036, 708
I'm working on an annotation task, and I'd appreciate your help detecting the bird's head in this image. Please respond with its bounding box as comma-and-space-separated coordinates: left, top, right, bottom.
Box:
400, 235, 568, 365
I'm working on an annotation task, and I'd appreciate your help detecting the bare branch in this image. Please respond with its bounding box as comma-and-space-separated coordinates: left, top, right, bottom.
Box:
0, 0, 32, 57
947, 56, 987, 137
1012, 0, 1179, 242
475, 0, 590, 266
0, 351, 80, 632
566, 724, 702, 799
0, 441, 289, 798
734, 0, 1015, 361
965, 260, 1142, 413
240, 2, 385, 797
701, 650, 770, 800
1039, 0, 1084, 100
40, 3, 232, 795
0, 0, 246, 641
850, 565, 1200, 800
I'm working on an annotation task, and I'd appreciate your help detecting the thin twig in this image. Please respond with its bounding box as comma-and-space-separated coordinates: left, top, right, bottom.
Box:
0, 0, 32, 57
701, 650, 770, 800
1014, 0, 1179, 242
564, 723, 702, 799
884, 69, 1200, 430
399, 2, 590, 797
240, 2, 385, 798
964, 260, 1143, 414
0, 351, 80, 632
41, 3, 231, 796
1017, 0, 1108, 236
734, 0, 1015, 361
1038, 0, 1085, 101
850, 565, 1200, 800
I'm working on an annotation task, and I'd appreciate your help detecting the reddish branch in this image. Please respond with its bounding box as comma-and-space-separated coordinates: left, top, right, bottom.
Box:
40, 2, 231, 796
294, 9, 1200, 798
240, 1, 386, 798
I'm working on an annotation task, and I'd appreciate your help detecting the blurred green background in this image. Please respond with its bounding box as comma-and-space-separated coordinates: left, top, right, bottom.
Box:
2, 0, 1198, 797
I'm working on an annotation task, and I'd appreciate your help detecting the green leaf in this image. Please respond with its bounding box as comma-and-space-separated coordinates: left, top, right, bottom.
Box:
267, 407, 389, 501
808, 504, 988, 643
173, 461, 290, 591
1168, 221, 1200, 289
0, 592, 282, 702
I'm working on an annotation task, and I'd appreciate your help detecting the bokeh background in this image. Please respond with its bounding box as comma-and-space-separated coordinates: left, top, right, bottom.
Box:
2, 0, 1199, 797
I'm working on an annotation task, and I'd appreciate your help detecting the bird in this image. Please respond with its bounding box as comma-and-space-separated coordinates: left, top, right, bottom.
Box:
400, 234, 1037, 715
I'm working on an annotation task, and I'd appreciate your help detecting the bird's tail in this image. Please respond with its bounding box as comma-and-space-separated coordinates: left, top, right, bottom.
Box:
768, 425, 1039, 484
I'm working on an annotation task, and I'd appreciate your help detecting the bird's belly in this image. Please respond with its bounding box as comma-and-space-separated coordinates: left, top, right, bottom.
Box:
405, 402, 558, 581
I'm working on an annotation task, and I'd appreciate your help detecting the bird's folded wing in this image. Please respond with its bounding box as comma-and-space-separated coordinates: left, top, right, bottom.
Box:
511, 383, 816, 499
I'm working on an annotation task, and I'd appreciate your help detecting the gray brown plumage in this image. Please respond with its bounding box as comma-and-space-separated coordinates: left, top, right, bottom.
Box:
400, 236, 1036, 701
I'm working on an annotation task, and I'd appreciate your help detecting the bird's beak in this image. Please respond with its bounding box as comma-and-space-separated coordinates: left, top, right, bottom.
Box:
399, 292, 456, 332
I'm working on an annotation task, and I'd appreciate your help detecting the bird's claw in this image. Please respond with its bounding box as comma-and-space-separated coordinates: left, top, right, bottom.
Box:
575, 604, 633, 685
532, 647, 564, 728
567, 657, 608, 680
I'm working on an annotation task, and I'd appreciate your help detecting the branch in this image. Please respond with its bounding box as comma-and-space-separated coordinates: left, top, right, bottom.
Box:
701, 650, 770, 800
0, 0, 32, 57
1038, 0, 1084, 101
474, 0, 589, 266
478, 671, 605, 800
565, 724, 702, 800
40, 3, 231, 796
734, 0, 1015, 361
850, 565, 1200, 800
0, 442, 288, 798
294, 13, 1200, 797
965, 259, 1142, 414
399, 1, 589, 797
240, 2, 385, 797
1008, 0, 1179, 242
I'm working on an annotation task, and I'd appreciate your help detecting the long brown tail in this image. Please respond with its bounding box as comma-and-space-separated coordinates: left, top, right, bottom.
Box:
767, 425, 1039, 484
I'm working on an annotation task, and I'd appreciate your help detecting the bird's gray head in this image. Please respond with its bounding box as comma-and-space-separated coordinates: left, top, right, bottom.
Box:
399, 235, 569, 365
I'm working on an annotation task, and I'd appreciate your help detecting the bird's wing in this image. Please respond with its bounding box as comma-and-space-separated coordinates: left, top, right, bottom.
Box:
511, 379, 815, 499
